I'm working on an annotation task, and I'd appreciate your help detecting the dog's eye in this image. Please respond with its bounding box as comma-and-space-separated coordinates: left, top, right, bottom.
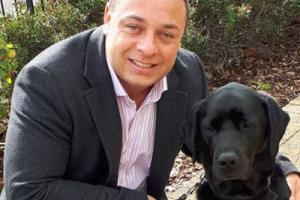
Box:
207, 126, 216, 132
241, 121, 254, 128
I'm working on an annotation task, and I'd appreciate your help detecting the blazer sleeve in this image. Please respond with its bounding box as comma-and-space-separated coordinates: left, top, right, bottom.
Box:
180, 51, 208, 157
4, 65, 147, 200
276, 153, 300, 176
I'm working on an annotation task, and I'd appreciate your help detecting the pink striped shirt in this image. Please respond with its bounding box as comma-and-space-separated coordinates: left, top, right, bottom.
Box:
106, 61, 168, 192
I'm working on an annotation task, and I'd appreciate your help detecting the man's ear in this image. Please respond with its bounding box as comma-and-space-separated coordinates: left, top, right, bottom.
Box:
103, 2, 112, 24
259, 93, 290, 159
103, 2, 113, 35
182, 99, 206, 163
178, 42, 181, 50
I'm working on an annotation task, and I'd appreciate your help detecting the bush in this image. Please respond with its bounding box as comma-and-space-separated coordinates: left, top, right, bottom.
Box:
68, 0, 107, 24
182, 0, 300, 69
0, 35, 17, 119
0, 0, 97, 70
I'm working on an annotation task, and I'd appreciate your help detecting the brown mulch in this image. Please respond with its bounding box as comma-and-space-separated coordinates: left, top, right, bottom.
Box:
206, 22, 300, 107
0, 21, 299, 190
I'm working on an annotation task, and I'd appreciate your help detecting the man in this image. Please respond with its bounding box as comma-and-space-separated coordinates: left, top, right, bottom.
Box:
2, 0, 300, 199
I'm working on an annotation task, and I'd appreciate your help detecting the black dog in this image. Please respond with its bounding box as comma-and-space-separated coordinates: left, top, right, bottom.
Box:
183, 82, 291, 200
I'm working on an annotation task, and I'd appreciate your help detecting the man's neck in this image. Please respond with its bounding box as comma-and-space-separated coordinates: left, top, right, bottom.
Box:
124, 85, 152, 109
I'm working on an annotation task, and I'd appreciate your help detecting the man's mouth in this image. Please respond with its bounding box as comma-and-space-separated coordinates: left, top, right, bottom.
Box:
130, 59, 156, 68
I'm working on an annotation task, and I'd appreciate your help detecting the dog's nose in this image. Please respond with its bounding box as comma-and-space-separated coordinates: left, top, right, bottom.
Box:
217, 151, 239, 169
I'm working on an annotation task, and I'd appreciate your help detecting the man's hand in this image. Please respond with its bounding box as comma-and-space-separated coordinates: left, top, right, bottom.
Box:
147, 195, 156, 200
286, 172, 300, 200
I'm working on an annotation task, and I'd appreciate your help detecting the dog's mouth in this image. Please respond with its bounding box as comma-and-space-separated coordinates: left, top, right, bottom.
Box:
215, 180, 254, 199
214, 170, 250, 185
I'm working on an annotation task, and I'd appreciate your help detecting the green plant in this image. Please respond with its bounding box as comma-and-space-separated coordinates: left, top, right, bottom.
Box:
182, 23, 207, 56
254, 82, 272, 91
188, 0, 300, 69
69, 0, 107, 24
0, 36, 17, 119
0, 0, 96, 69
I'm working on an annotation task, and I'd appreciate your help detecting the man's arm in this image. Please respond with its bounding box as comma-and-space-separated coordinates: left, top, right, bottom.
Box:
4, 66, 147, 200
180, 50, 208, 159
286, 173, 300, 200
276, 154, 300, 200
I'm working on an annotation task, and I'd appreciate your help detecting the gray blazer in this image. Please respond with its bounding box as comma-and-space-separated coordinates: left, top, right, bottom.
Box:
2, 26, 208, 200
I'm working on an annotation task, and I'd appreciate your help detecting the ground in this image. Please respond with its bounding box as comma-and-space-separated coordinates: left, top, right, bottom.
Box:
0, 20, 299, 189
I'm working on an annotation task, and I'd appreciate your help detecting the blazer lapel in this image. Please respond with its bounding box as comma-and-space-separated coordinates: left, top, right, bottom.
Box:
148, 67, 188, 197
83, 27, 122, 187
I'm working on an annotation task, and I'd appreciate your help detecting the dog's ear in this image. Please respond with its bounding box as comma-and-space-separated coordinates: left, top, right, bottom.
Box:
259, 93, 290, 159
182, 99, 206, 163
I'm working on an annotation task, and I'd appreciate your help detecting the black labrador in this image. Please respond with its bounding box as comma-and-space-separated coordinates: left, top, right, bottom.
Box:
183, 82, 291, 200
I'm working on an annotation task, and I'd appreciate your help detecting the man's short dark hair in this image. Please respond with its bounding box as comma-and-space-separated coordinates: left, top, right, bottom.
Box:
108, 0, 189, 28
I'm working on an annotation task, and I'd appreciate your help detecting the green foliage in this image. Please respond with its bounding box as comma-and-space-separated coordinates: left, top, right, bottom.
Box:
184, 0, 300, 69
0, 36, 17, 119
70, 0, 107, 24
182, 23, 207, 55
0, 0, 96, 69
254, 82, 272, 91
0, 103, 8, 120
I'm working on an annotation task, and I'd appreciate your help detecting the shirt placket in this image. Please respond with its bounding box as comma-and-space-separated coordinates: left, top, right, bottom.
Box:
123, 99, 138, 187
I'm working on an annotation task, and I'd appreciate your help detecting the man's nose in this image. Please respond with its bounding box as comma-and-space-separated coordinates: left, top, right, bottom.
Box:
136, 33, 158, 56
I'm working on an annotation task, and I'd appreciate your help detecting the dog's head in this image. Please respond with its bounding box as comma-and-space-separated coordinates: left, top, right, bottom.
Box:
183, 82, 290, 199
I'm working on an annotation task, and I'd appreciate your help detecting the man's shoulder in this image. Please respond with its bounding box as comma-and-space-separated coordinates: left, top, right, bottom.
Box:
173, 48, 208, 107
176, 48, 203, 71
16, 27, 105, 92
27, 27, 101, 70
177, 48, 197, 58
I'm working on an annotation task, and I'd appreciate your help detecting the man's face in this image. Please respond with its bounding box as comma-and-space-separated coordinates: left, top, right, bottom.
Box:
104, 0, 186, 96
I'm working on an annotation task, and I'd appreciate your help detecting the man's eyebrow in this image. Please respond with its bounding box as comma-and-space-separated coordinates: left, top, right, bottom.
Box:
119, 15, 145, 23
119, 15, 180, 31
162, 24, 180, 31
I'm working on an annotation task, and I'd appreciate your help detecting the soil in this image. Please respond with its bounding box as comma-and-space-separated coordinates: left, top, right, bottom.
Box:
0, 19, 299, 190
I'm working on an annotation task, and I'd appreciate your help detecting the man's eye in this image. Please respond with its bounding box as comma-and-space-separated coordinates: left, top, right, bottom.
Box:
161, 32, 175, 40
163, 33, 173, 38
126, 24, 139, 32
